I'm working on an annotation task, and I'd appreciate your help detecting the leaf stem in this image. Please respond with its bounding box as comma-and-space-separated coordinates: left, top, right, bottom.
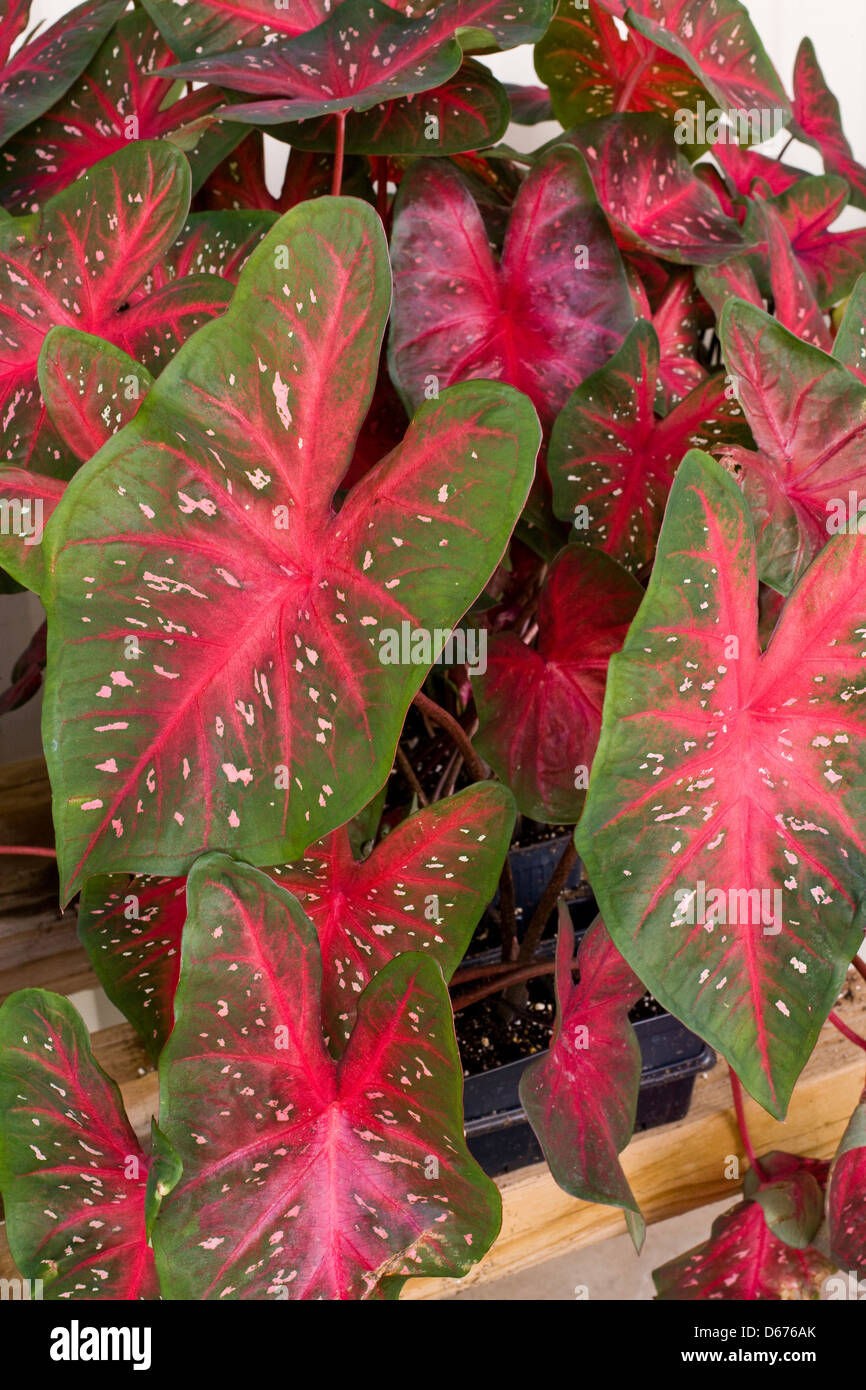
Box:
394, 744, 428, 806
331, 110, 347, 197
0, 845, 56, 858
830, 1010, 866, 1055
451, 953, 579, 1012
498, 856, 518, 964
729, 1069, 767, 1182
851, 954, 866, 984
515, 837, 579, 966
411, 691, 487, 782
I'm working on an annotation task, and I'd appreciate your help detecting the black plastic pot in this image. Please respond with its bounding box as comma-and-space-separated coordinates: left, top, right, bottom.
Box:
463, 1012, 716, 1178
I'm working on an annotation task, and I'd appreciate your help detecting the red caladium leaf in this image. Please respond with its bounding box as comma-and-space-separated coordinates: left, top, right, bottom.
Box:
473, 547, 642, 821
577, 450, 866, 1118
161, 0, 553, 126
742, 1150, 829, 1250
653, 1198, 835, 1300
388, 145, 635, 425
713, 141, 806, 200
0, 617, 46, 715
153, 854, 501, 1300
648, 271, 708, 408
140, 0, 335, 60
78, 782, 515, 1059
746, 201, 832, 351
519, 911, 647, 1246
277, 59, 510, 156
147, 210, 278, 285
567, 115, 753, 265
762, 175, 866, 310
0, 0, 29, 69
196, 135, 340, 214
0, 11, 222, 215
719, 299, 866, 594
0, 141, 230, 474
694, 255, 764, 323
503, 84, 554, 126
828, 1087, 866, 1274
793, 38, 866, 214
832, 273, 866, 384
0, 0, 126, 149
38, 329, 154, 472
535, 0, 706, 129
599, 0, 791, 130
43, 197, 539, 902
548, 321, 750, 574
0, 988, 158, 1299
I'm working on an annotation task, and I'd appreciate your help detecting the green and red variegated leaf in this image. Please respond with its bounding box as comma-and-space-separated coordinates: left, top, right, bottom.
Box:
0, 468, 65, 591
0, 988, 158, 1300
719, 299, 866, 594
763, 175, 866, 310
43, 196, 539, 903
388, 145, 634, 424
504, 84, 553, 125
162, 0, 553, 126
602, 0, 791, 130
280, 60, 509, 155
38, 329, 154, 473
745, 201, 832, 351
0, 141, 230, 474
695, 256, 764, 325
196, 135, 337, 213
520, 911, 646, 1246
653, 1199, 835, 1300
548, 321, 750, 574
0, 0, 126, 149
473, 547, 642, 822
833, 274, 866, 383
153, 855, 501, 1300
742, 1150, 829, 1250
713, 141, 806, 200
0, 0, 29, 70
0, 11, 222, 215
793, 38, 866, 214
650, 272, 708, 409
79, 783, 515, 1059
140, 0, 331, 59
567, 115, 752, 265
535, 0, 705, 129
78, 875, 187, 1062
148, 211, 278, 285
828, 1087, 866, 1274
577, 450, 866, 1118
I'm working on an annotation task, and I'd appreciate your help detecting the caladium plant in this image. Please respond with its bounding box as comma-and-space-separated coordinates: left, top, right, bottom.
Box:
0, 0, 865, 1306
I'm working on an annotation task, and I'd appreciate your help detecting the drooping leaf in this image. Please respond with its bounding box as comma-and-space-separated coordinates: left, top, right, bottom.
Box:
473, 547, 642, 821
280, 60, 510, 156
388, 145, 634, 424
0, 988, 158, 1300
153, 854, 501, 1300
742, 1150, 829, 1250
160, 0, 554, 127
828, 1087, 866, 1274
520, 910, 646, 1246
78, 783, 516, 1058
535, 0, 706, 129
43, 196, 539, 902
653, 1199, 835, 1300
602, 0, 791, 131
762, 175, 866, 310
719, 298, 866, 594
831, 273, 866, 383
577, 450, 866, 1118
0, 141, 231, 474
566, 115, 752, 265
38, 329, 154, 472
0, 0, 126, 149
548, 321, 750, 574
793, 38, 866, 213
0, 10, 222, 215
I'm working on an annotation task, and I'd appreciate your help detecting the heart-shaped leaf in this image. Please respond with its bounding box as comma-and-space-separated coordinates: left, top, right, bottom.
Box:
713, 140, 806, 199
473, 547, 642, 821
388, 145, 635, 425
762, 175, 866, 310
0, 141, 231, 474
79, 782, 516, 1058
548, 321, 750, 574
605, 0, 791, 131
535, 0, 706, 128
742, 1150, 829, 1250
140, 0, 338, 62
152, 854, 501, 1300
0, 10, 222, 215
744, 201, 832, 351
160, 0, 553, 126
520, 910, 646, 1246
566, 115, 753, 265
43, 196, 539, 903
0, 0, 126, 149
653, 1198, 835, 1299
719, 299, 866, 594
0, 988, 158, 1300
828, 1087, 866, 1274
793, 38, 866, 214
577, 450, 866, 1118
